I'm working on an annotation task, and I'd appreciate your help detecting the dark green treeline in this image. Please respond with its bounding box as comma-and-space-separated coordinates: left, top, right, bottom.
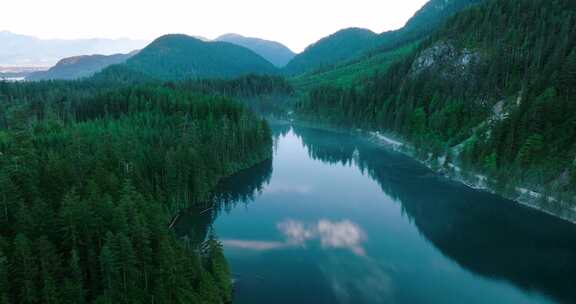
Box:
0, 80, 273, 303
297, 0, 576, 203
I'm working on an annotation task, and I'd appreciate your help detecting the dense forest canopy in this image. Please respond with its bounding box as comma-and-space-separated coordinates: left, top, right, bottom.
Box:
121, 34, 278, 80
297, 0, 576, 207
1, 0, 576, 302
283, 0, 483, 76
0, 75, 275, 303
283, 28, 379, 75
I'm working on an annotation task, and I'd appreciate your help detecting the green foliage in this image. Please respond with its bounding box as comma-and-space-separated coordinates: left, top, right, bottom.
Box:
284, 28, 379, 75
0, 79, 273, 303
27, 53, 133, 81
286, 0, 483, 76
122, 34, 278, 80
297, 0, 576, 199
291, 42, 419, 92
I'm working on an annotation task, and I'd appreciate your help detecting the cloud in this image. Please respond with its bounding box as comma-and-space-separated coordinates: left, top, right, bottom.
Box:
222, 218, 367, 256
264, 183, 312, 194
316, 219, 366, 256
278, 219, 367, 256
221, 239, 287, 250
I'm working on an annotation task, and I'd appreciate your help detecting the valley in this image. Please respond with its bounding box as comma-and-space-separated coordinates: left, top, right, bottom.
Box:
0, 0, 575, 303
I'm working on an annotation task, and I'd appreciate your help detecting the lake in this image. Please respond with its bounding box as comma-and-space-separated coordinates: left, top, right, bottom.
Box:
176, 124, 576, 304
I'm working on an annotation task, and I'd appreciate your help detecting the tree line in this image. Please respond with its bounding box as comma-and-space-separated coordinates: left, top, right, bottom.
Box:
0, 76, 274, 302
296, 0, 576, 205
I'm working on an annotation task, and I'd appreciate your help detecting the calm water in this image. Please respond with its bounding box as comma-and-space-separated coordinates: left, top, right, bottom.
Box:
176, 125, 576, 304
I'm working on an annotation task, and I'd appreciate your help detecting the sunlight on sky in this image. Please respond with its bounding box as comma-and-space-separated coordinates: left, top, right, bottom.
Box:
1, 0, 429, 52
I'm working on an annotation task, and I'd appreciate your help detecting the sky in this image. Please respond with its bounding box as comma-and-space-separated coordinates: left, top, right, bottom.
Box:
1, 0, 429, 53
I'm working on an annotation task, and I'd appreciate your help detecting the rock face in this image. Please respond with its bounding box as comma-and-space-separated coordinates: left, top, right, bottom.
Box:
410, 41, 481, 80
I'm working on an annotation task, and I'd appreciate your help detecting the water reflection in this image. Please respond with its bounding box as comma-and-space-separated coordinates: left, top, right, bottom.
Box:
173, 158, 273, 242
292, 125, 576, 304
223, 219, 367, 256
320, 255, 395, 304
178, 124, 576, 303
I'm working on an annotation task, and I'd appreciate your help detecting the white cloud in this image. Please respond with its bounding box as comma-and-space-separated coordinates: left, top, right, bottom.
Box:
222, 218, 367, 256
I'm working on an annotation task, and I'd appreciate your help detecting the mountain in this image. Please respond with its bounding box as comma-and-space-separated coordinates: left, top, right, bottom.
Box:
291, 42, 419, 91
285, 0, 483, 75
284, 28, 378, 75
121, 34, 278, 80
374, 0, 485, 51
0, 30, 148, 67
215, 33, 295, 67
26, 52, 136, 81
297, 0, 576, 218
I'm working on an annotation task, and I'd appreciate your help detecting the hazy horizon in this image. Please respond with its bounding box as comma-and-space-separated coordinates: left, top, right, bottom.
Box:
1, 0, 428, 53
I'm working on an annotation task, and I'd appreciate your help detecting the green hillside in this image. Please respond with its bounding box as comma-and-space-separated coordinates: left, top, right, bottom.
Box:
122, 34, 278, 80
284, 28, 378, 75
27, 52, 135, 81
285, 0, 483, 76
373, 0, 484, 53
0, 78, 273, 303
291, 42, 418, 92
297, 0, 576, 207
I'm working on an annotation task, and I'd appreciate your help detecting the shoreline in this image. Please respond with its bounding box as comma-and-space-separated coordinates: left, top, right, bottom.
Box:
366, 131, 576, 224
281, 117, 576, 224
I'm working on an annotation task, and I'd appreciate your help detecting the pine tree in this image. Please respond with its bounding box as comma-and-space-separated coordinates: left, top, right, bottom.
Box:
11, 234, 37, 303
35, 237, 62, 304
0, 248, 10, 304
63, 249, 85, 304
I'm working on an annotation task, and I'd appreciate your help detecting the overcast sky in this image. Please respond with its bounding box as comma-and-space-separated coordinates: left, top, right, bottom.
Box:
1, 0, 429, 52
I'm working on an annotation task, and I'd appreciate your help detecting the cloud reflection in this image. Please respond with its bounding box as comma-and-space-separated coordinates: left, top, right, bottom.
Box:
222, 219, 367, 256
264, 184, 312, 194
221, 239, 287, 250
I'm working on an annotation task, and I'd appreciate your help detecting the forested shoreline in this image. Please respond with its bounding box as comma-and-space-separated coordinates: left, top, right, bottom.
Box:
296, 0, 576, 216
0, 78, 274, 303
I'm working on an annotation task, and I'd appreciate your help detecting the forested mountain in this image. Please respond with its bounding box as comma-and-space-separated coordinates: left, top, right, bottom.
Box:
283, 28, 378, 75
26, 52, 136, 81
291, 42, 419, 91
216, 33, 295, 67
285, 0, 483, 76
0, 74, 274, 302
297, 0, 576, 213
0, 30, 147, 67
120, 34, 278, 80
373, 0, 484, 52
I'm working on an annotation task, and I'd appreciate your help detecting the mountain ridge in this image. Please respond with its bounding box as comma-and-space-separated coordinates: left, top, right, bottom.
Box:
215, 33, 295, 67
284, 0, 484, 75
0, 30, 148, 67
119, 34, 278, 80
26, 51, 137, 81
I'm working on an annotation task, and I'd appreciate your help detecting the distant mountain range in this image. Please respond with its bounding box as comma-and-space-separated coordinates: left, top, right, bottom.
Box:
215, 33, 295, 67
26, 52, 137, 81
10, 0, 484, 80
18, 32, 296, 81
117, 34, 278, 80
0, 31, 148, 67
